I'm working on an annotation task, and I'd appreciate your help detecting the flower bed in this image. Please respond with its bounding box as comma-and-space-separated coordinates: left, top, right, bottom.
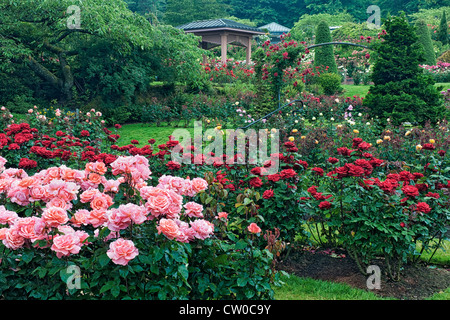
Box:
1, 103, 449, 299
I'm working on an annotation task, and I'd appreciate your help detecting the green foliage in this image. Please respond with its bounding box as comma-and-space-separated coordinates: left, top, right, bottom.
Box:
364, 15, 444, 125
318, 73, 343, 95
314, 21, 338, 75
291, 12, 355, 41
252, 35, 305, 115
438, 11, 449, 45
416, 20, 437, 65
332, 22, 384, 41
0, 0, 205, 109
163, 0, 230, 26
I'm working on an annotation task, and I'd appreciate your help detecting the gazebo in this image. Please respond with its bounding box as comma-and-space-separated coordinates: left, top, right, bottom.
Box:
177, 19, 265, 65
259, 22, 291, 44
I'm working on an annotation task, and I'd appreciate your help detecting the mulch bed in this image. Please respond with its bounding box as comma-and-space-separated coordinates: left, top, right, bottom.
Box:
276, 247, 450, 300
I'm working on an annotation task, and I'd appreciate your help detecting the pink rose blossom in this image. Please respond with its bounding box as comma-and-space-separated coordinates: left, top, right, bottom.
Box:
190, 219, 214, 240
42, 207, 69, 227
106, 238, 139, 266
183, 202, 204, 218
51, 233, 81, 258
2, 226, 25, 250
157, 218, 180, 240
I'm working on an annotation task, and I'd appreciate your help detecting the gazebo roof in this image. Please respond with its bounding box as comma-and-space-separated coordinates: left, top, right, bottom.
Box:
177, 18, 265, 34
259, 22, 291, 34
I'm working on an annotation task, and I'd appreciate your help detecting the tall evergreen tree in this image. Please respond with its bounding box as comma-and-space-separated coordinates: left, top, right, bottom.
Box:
364, 15, 444, 125
313, 20, 338, 74
438, 11, 449, 45
416, 19, 436, 65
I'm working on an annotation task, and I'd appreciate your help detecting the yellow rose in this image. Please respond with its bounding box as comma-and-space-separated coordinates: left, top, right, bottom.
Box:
416, 144, 423, 151
429, 139, 435, 144
292, 129, 298, 133
383, 135, 391, 141
353, 129, 359, 134
301, 136, 306, 139
376, 139, 383, 144
288, 136, 295, 142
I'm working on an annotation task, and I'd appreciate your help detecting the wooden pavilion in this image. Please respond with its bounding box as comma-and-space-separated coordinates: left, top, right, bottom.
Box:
177, 19, 265, 65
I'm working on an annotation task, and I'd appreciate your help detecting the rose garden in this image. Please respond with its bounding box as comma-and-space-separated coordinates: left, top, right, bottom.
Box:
0, 0, 449, 301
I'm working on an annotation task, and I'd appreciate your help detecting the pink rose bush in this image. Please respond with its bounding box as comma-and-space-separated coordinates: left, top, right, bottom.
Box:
0, 155, 213, 268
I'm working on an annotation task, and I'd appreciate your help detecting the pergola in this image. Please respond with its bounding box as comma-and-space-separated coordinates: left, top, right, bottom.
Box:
177, 19, 265, 65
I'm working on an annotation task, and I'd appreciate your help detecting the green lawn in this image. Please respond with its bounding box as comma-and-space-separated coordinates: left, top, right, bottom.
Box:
342, 82, 450, 98
114, 122, 195, 146
273, 273, 391, 300
273, 273, 450, 300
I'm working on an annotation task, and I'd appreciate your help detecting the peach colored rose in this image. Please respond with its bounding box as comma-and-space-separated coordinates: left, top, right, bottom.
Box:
183, 202, 204, 218
91, 162, 107, 175
88, 172, 102, 185
0, 178, 13, 193
46, 197, 72, 211
80, 188, 99, 203
157, 218, 180, 240
15, 217, 45, 241
190, 219, 214, 240
57, 181, 79, 202
106, 208, 132, 232
70, 209, 90, 227
51, 233, 81, 258
18, 177, 36, 188
60, 167, 77, 181
29, 185, 48, 202
2, 226, 25, 250
86, 209, 108, 228
145, 194, 170, 218
190, 177, 208, 193
0, 206, 18, 225
90, 193, 113, 211
247, 222, 261, 234
102, 179, 121, 193
217, 212, 228, 220
7, 186, 30, 206
45, 167, 61, 182
106, 238, 139, 266
42, 207, 68, 227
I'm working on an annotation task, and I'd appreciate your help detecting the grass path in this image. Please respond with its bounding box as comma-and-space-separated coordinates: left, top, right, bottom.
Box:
342, 82, 450, 98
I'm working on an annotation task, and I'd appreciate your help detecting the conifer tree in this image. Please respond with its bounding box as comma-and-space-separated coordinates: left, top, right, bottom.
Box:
438, 11, 449, 45
416, 19, 436, 66
364, 15, 444, 125
313, 20, 338, 75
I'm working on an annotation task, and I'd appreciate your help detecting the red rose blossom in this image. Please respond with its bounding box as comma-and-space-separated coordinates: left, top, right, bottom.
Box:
416, 202, 431, 214
318, 201, 332, 210
262, 189, 274, 199
402, 185, 419, 197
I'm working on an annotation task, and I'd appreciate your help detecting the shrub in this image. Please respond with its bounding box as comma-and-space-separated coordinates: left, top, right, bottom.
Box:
416, 20, 437, 66
317, 73, 343, 95
299, 137, 450, 280
314, 20, 338, 75
0, 155, 279, 299
364, 15, 445, 125
438, 11, 449, 45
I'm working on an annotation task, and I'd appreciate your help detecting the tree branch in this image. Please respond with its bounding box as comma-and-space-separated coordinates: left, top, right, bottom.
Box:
52, 29, 94, 44
26, 55, 61, 87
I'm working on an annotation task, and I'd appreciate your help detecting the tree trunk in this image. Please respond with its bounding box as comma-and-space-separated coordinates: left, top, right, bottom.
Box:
26, 55, 74, 106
